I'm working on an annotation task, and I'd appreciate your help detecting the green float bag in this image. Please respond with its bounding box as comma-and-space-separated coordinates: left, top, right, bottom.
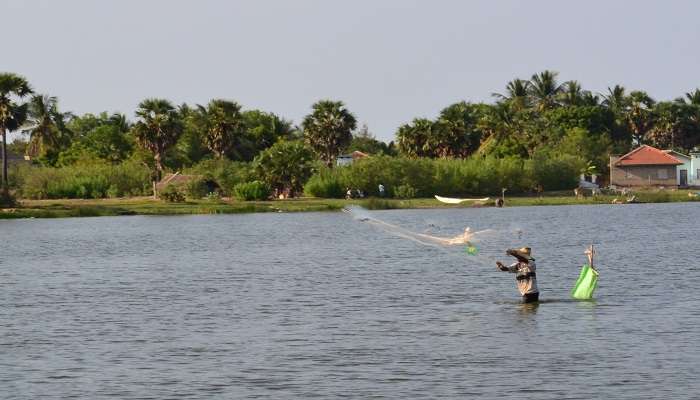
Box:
571, 264, 599, 300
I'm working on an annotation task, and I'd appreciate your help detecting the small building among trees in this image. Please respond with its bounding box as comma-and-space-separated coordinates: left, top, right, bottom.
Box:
609, 145, 683, 187
336, 151, 368, 167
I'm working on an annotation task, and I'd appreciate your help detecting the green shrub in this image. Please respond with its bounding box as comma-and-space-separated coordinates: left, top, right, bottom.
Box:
365, 198, 398, 210
159, 184, 186, 203
233, 180, 271, 201
393, 184, 417, 198
304, 154, 582, 198
185, 159, 252, 197
304, 168, 345, 198
532, 153, 582, 191
18, 160, 150, 199
106, 184, 120, 199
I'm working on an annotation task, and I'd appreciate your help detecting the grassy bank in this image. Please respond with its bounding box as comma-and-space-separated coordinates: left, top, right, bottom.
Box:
1, 190, 699, 219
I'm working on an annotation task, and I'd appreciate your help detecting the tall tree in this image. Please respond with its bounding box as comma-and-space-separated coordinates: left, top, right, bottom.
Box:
396, 118, 434, 157
601, 85, 634, 147
347, 124, 393, 155
302, 100, 356, 167
195, 99, 245, 159
0, 73, 33, 195
59, 112, 132, 165
492, 79, 531, 110
558, 81, 584, 106
601, 85, 628, 112
433, 102, 485, 158
23, 94, 72, 163
253, 140, 315, 197
647, 102, 700, 150
132, 98, 183, 197
684, 89, 700, 105
476, 102, 531, 157
242, 110, 294, 158
528, 70, 563, 111
626, 91, 656, 146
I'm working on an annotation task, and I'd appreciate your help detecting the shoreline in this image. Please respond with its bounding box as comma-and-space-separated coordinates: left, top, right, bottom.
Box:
2, 190, 699, 219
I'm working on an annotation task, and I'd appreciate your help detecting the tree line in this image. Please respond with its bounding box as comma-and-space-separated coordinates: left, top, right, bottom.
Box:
2, 70, 700, 202
397, 71, 700, 173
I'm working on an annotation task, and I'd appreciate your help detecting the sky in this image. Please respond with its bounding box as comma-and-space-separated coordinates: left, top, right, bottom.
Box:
3, 0, 700, 142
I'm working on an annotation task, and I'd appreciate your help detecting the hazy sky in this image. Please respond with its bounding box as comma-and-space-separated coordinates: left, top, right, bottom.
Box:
3, 0, 700, 141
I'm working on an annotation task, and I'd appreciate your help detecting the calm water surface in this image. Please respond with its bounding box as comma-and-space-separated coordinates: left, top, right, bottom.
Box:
2, 203, 700, 399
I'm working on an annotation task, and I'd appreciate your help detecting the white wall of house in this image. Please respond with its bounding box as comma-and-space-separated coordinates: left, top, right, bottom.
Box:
691, 153, 700, 186
336, 156, 353, 167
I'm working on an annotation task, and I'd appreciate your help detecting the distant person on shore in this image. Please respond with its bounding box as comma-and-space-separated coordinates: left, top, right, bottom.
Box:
378, 183, 385, 197
346, 188, 353, 199
496, 247, 539, 303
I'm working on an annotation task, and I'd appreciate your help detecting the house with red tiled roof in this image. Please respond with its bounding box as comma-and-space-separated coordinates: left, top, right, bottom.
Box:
609, 145, 683, 187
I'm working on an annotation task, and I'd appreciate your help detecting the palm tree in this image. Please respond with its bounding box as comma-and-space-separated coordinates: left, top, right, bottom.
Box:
601, 85, 628, 111
132, 98, 183, 197
684, 89, 700, 105
302, 100, 356, 167
626, 91, 656, 146
396, 118, 434, 157
23, 94, 72, 161
580, 91, 601, 107
528, 70, 563, 111
559, 81, 584, 106
194, 99, 245, 159
492, 79, 531, 110
0, 73, 33, 194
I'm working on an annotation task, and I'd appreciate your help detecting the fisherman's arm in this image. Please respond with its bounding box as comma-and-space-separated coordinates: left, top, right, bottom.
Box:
496, 262, 518, 272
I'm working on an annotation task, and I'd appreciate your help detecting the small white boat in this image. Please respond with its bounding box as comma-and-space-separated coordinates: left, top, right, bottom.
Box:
434, 195, 490, 204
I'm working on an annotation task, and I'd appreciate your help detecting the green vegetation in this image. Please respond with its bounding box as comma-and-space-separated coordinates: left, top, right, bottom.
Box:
2, 70, 700, 218
14, 160, 150, 199
0, 73, 33, 204
233, 180, 270, 201
304, 155, 581, 198
302, 100, 356, 168
159, 184, 186, 203
2, 190, 699, 219
132, 98, 184, 195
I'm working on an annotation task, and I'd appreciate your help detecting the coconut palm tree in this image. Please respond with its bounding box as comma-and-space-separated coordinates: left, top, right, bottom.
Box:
23, 94, 72, 161
0, 73, 33, 193
580, 91, 601, 107
559, 81, 584, 106
492, 79, 531, 110
684, 89, 700, 105
528, 70, 563, 111
302, 100, 356, 167
601, 85, 628, 112
132, 98, 183, 197
194, 99, 245, 159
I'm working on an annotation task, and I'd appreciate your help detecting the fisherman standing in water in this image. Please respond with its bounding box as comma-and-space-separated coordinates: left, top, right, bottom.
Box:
496, 247, 539, 303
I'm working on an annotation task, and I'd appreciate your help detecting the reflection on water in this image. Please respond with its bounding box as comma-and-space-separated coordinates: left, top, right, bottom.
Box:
518, 302, 540, 315
2, 202, 700, 398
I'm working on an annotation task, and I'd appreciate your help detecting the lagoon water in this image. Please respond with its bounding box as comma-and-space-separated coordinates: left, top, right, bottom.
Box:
2, 203, 700, 399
